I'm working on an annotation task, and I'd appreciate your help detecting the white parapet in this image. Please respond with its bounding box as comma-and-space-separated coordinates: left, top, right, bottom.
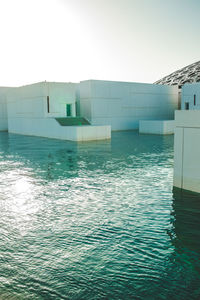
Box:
139, 120, 175, 135
174, 110, 200, 193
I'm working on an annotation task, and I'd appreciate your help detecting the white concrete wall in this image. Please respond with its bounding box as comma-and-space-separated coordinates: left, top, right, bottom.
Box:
47, 82, 76, 118
7, 82, 77, 122
181, 83, 200, 110
139, 120, 175, 135
174, 110, 200, 193
79, 80, 92, 121
0, 87, 14, 131
79, 80, 178, 130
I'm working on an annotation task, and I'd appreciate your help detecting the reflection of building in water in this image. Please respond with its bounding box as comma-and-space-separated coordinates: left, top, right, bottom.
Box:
46, 149, 79, 180
171, 188, 200, 251
157, 188, 200, 298
0, 131, 9, 153
6, 133, 112, 180
7, 133, 79, 180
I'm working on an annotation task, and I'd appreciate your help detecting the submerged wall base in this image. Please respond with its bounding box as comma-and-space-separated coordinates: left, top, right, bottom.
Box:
139, 120, 175, 135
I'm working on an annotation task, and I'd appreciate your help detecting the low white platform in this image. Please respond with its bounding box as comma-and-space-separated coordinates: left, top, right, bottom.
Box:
8, 118, 111, 142
139, 120, 175, 135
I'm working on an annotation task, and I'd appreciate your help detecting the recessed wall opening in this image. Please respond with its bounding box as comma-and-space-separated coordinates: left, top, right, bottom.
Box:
66, 104, 72, 117
194, 94, 196, 106
47, 96, 50, 113
185, 102, 189, 110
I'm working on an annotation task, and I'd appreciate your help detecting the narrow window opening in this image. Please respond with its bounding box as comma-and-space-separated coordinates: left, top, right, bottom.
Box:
66, 104, 72, 117
194, 94, 196, 106
47, 96, 50, 113
185, 102, 189, 110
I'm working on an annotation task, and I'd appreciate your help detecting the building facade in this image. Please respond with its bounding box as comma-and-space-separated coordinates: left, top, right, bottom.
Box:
6, 82, 111, 141
173, 110, 200, 193
181, 83, 200, 110
0, 79, 180, 141
79, 80, 178, 131
174, 82, 200, 193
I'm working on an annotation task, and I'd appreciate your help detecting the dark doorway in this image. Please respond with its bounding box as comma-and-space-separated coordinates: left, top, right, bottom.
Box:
185, 102, 189, 110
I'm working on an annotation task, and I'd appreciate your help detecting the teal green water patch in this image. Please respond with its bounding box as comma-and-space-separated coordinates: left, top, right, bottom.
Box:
55, 117, 90, 126
0, 131, 200, 299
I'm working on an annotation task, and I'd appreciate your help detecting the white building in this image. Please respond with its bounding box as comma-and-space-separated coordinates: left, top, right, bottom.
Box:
0, 87, 14, 131
79, 80, 178, 131
173, 110, 200, 193
1, 79, 180, 141
181, 83, 200, 110
7, 82, 111, 142
173, 82, 200, 193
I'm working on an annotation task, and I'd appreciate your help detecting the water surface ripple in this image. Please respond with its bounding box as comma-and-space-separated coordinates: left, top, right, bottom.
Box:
0, 131, 200, 299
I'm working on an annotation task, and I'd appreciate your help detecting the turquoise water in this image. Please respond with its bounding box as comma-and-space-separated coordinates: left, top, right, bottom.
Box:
0, 131, 200, 300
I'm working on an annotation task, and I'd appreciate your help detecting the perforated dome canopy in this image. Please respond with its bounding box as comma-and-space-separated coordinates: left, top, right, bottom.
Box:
155, 61, 200, 88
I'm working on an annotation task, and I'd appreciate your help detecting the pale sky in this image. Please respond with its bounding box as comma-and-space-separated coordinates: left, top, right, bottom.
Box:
0, 0, 199, 86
